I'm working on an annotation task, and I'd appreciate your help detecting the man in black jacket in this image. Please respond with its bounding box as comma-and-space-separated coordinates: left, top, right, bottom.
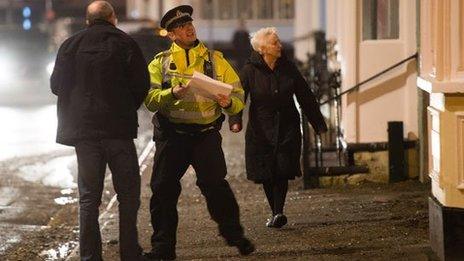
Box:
50, 1, 149, 260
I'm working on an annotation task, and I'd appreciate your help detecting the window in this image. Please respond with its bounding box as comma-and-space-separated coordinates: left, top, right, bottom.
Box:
237, 0, 253, 19
218, 1, 235, 20
278, 0, 294, 19
362, 0, 399, 40
200, 0, 294, 20
202, 0, 213, 19
257, 0, 274, 19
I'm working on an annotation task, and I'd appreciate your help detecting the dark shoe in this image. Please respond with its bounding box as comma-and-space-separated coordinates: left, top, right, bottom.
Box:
142, 250, 176, 261
226, 237, 255, 256
272, 214, 287, 228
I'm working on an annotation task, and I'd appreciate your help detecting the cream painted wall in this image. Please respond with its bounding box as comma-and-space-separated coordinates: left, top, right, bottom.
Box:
417, 0, 464, 208
294, 0, 320, 61
327, 0, 358, 143
357, 0, 417, 143
325, 0, 338, 40
328, 0, 418, 143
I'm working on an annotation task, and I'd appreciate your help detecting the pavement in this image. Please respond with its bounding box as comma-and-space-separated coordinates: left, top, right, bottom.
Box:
61, 126, 437, 261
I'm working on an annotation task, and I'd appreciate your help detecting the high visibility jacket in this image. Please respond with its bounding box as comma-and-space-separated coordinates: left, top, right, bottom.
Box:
145, 41, 244, 125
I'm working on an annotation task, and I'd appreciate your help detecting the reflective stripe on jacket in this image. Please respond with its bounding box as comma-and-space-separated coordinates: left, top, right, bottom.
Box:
144, 41, 244, 125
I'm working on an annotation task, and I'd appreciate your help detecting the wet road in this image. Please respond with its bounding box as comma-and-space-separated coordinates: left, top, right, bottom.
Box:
0, 87, 153, 256
0, 105, 69, 161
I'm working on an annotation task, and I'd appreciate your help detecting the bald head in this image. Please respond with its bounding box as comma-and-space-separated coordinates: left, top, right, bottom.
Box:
86, 1, 116, 26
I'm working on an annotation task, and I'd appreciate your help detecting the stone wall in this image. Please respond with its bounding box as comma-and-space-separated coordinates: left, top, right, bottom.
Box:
319, 145, 419, 187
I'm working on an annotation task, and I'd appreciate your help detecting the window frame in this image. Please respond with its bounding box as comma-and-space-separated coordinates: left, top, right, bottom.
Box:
362, 0, 400, 41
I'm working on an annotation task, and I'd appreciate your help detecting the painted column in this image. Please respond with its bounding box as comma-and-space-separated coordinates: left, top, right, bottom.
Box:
294, 0, 320, 61
332, 0, 357, 143
417, 0, 464, 259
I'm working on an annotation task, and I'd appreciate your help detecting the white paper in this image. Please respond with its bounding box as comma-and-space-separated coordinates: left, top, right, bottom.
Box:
186, 71, 233, 99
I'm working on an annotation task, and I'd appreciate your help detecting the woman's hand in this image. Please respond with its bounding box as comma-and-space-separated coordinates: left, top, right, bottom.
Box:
230, 123, 242, 133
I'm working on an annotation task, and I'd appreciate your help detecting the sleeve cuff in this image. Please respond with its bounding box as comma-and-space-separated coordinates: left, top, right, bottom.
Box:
161, 88, 176, 104
224, 97, 244, 115
170, 87, 178, 100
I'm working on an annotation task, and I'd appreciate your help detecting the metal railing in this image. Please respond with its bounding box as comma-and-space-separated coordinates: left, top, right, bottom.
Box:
320, 52, 418, 106
303, 52, 419, 177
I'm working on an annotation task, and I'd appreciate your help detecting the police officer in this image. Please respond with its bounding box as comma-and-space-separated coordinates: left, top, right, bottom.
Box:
143, 5, 255, 260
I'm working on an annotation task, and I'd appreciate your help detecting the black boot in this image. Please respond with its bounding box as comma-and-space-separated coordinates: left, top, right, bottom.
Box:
226, 237, 255, 256
142, 249, 176, 261
266, 215, 274, 227
272, 214, 287, 228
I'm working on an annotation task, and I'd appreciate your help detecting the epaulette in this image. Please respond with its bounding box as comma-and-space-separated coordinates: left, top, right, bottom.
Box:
211, 50, 224, 58
155, 50, 171, 59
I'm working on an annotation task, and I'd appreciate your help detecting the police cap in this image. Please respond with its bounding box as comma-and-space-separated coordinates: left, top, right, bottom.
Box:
160, 5, 193, 31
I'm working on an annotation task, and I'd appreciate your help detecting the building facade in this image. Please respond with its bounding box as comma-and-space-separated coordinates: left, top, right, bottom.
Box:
319, 0, 464, 259
321, 0, 418, 144
417, 0, 464, 259
126, 0, 295, 43
292, 0, 419, 185
125, 0, 464, 258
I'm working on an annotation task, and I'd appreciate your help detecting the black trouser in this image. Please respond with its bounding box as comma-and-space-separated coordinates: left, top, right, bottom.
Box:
149, 130, 244, 255
263, 180, 288, 215
75, 139, 141, 261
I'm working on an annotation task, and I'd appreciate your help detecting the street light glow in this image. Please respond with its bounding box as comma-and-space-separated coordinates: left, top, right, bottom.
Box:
0, 57, 14, 84
23, 19, 32, 30
23, 6, 31, 18
47, 61, 55, 76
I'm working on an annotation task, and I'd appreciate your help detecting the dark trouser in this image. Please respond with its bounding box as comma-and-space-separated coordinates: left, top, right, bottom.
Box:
75, 139, 141, 261
263, 180, 288, 215
149, 130, 244, 255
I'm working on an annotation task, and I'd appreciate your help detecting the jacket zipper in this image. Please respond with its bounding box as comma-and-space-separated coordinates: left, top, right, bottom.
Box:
185, 49, 190, 66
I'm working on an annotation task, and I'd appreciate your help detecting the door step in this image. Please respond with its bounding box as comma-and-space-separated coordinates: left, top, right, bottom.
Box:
305, 165, 369, 176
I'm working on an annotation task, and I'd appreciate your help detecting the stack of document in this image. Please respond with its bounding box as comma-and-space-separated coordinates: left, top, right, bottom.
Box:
186, 71, 233, 99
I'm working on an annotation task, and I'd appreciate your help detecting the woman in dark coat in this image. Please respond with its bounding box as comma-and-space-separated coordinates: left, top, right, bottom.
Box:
234, 27, 327, 228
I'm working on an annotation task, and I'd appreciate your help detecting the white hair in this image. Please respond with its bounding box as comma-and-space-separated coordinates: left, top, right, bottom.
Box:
250, 27, 278, 53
